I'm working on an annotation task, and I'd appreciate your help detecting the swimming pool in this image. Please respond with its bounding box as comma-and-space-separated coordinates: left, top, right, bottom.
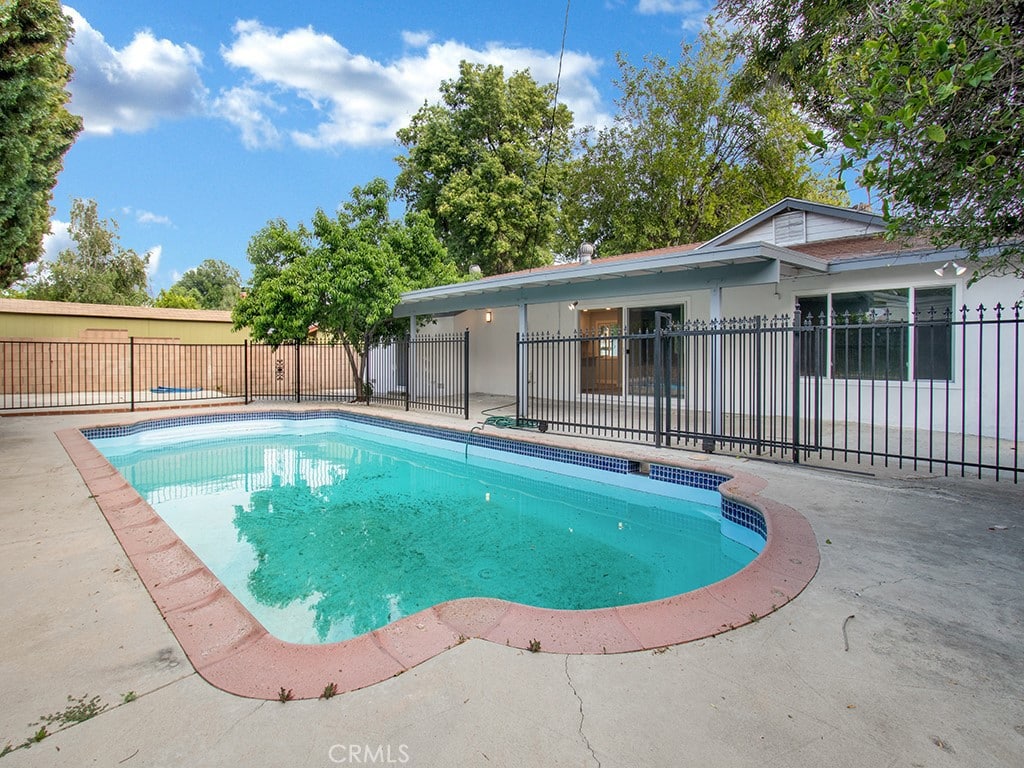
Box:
61, 409, 818, 699
89, 415, 761, 644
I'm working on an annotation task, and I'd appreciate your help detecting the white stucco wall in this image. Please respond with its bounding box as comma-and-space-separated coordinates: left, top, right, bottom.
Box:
440, 266, 1020, 440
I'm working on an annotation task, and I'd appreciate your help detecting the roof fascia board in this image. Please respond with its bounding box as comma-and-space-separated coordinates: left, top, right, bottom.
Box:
824, 245, 994, 273
399, 243, 776, 306
394, 260, 781, 318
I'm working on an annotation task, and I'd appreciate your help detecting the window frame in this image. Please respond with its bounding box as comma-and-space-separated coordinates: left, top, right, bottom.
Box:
796, 285, 957, 383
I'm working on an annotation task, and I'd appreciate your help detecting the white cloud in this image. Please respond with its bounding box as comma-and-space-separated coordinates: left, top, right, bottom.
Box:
213, 86, 283, 149
401, 30, 433, 48
41, 220, 73, 262
636, 0, 715, 30
136, 210, 172, 226
218, 20, 609, 150
144, 245, 162, 277
63, 6, 206, 134
122, 206, 173, 226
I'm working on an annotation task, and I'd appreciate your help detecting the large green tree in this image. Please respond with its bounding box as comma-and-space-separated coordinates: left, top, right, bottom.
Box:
0, 0, 82, 288
395, 61, 574, 275
166, 258, 242, 309
232, 179, 459, 398
557, 28, 846, 258
719, 0, 1024, 279
24, 198, 150, 305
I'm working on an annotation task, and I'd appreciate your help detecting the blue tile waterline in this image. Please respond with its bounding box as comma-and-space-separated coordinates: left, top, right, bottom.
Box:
82, 409, 767, 544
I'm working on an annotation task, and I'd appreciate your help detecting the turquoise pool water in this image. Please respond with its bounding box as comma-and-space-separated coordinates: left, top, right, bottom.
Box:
92, 418, 759, 644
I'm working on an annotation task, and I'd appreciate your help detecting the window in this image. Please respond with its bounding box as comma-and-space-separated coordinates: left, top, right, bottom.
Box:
913, 288, 954, 380
796, 287, 954, 381
833, 289, 910, 380
626, 305, 685, 396
796, 295, 828, 377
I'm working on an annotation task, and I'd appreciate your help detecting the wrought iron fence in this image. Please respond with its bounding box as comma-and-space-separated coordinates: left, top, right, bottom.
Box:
368, 331, 470, 417
518, 304, 1022, 481
1, 332, 470, 418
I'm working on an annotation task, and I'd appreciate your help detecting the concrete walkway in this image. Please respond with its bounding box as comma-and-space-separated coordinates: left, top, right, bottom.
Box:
1, 405, 1022, 767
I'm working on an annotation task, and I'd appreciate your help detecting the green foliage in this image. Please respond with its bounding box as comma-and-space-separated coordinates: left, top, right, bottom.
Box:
557, 27, 846, 258
277, 687, 294, 703
320, 682, 338, 700
169, 258, 242, 309
232, 179, 459, 396
23, 198, 151, 305
720, 0, 1024, 279
396, 61, 574, 275
154, 288, 201, 309
35, 694, 108, 728
0, 0, 83, 288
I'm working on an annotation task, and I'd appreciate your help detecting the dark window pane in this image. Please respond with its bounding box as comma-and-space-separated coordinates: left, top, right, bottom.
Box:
831, 290, 909, 380
796, 296, 827, 376
914, 287, 953, 380
627, 306, 683, 396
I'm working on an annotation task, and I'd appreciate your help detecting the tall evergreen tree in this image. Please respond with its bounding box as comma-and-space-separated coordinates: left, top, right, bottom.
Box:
0, 0, 82, 287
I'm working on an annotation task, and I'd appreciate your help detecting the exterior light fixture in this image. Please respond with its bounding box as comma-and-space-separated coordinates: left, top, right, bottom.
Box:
568, 301, 579, 311
484, 310, 492, 323
934, 261, 968, 277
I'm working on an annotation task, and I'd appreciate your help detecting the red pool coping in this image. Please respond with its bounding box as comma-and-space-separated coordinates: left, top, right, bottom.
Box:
56, 420, 819, 700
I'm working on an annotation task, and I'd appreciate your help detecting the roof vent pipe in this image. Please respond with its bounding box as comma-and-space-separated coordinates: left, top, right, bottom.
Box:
577, 242, 595, 264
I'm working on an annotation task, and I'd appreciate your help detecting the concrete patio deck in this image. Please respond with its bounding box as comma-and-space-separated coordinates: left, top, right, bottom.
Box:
1, 402, 1022, 767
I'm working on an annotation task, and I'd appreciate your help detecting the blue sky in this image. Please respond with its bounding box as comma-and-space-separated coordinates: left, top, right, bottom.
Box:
47, 1, 724, 292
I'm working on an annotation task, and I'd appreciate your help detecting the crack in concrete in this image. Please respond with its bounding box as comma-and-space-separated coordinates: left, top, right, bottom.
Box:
854, 576, 915, 595
564, 656, 601, 768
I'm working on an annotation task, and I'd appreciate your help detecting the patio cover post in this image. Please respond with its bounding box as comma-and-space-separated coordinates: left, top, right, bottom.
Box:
517, 303, 528, 419
408, 315, 417, 405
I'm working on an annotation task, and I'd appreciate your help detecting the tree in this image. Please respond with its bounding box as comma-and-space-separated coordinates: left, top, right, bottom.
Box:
168, 259, 242, 309
232, 179, 460, 398
0, 0, 82, 288
395, 61, 574, 275
153, 288, 201, 309
24, 198, 150, 305
719, 0, 1024, 279
557, 27, 846, 258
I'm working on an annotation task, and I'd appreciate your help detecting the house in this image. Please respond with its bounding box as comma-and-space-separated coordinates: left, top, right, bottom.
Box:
393, 198, 1021, 471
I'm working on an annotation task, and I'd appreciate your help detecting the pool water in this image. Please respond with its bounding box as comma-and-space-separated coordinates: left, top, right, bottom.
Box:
93, 420, 758, 644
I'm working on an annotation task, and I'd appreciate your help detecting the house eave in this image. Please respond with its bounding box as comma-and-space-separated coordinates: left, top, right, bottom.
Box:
395, 242, 823, 318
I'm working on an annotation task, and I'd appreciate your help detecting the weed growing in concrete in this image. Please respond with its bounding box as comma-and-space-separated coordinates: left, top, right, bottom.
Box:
278, 687, 294, 703
122, 691, 137, 704
527, 638, 541, 653
36, 694, 108, 727
320, 683, 338, 700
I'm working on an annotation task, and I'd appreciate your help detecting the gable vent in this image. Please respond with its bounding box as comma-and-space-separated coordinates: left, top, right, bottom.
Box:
773, 211, 806, 245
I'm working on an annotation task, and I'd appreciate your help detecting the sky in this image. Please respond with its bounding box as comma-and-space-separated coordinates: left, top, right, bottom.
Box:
45, 1, 725, 292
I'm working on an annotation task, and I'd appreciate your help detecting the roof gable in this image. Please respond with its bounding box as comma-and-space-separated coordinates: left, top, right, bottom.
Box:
697, 198, 886, 250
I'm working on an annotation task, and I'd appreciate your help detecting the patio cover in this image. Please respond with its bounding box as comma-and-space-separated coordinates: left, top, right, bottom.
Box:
393, 241, 827, 318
